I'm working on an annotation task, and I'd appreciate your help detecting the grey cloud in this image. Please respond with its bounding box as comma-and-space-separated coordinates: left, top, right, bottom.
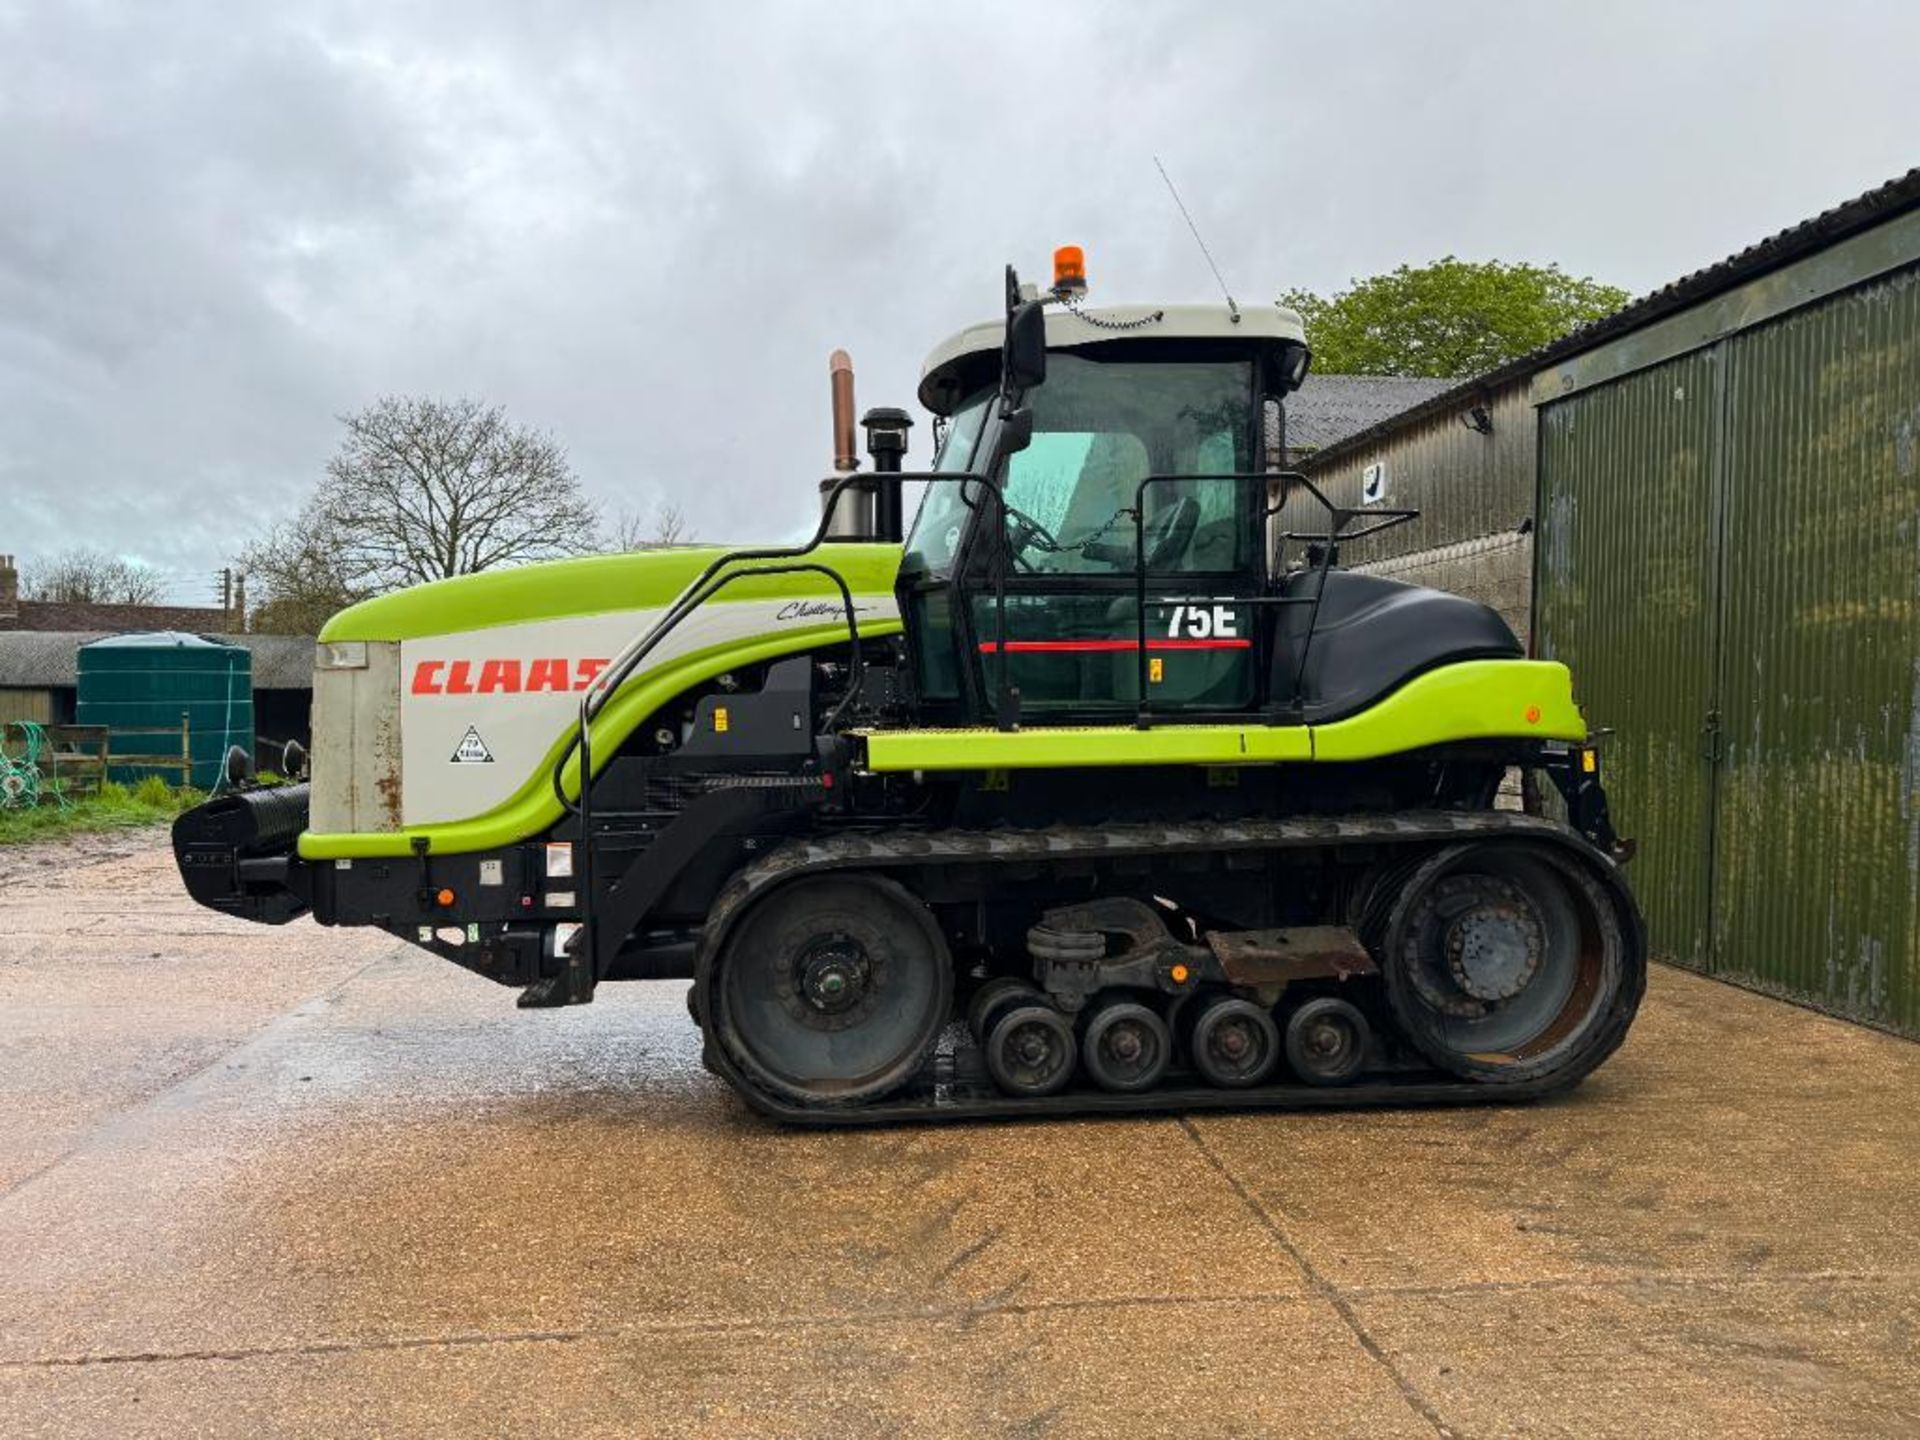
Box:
3, 0, 1917, 596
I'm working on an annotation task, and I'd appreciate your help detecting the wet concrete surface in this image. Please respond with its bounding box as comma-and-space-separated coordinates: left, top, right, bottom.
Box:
1, 832, 1916, 1437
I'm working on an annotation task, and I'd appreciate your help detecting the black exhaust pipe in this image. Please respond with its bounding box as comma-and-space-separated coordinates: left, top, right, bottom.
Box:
172, 782, 312, 925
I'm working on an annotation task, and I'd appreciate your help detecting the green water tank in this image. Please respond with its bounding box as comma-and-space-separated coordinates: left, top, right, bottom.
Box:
76, 632, 252, 790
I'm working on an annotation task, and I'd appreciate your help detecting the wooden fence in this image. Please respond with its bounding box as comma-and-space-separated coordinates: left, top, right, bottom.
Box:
2, 713, 193, 797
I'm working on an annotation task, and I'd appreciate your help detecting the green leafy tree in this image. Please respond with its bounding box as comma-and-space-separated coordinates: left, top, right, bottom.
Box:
1283, 258, 1629, 379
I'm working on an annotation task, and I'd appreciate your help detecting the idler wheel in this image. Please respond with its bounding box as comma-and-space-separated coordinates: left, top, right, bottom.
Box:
1189, 996, 1280, 1089
1284, 997, 1371, 1087
1081, 1001, 1171, 1093
986, 1004, 1077, 1097
708, 873, 950, 1107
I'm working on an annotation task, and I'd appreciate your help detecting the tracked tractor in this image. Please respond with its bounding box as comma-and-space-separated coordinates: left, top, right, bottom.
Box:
175, 250, 1645, 1124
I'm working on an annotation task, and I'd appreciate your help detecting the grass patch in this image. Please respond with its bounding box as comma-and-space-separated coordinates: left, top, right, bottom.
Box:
0, 778, 204, 847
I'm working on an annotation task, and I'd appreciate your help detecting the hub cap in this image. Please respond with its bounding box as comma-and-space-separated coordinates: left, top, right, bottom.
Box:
1444, 899, 1541, 1001
797, 938, 870, 1015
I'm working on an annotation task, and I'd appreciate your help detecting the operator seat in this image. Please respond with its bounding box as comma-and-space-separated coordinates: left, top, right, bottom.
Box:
1270, 570, 1522, 721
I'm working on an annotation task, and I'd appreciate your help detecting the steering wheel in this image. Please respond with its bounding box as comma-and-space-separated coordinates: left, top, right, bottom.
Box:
1003, 504, 1063, 573
1142, 496, 1200, 570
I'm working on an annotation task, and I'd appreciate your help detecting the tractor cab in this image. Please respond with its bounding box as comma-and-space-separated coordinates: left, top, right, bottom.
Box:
900, 264, 1518, 729
903, 291, 1308, 725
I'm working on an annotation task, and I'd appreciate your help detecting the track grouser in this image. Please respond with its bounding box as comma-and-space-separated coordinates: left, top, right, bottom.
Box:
175, 251, 1646, 1124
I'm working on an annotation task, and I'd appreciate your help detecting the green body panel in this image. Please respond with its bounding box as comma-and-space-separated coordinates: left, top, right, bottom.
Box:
319, 543, 906, 643
860, 661, 1584, 772
1308, 659, 1582, 760
861, 720, 1313, 770
299, 618, 903, 861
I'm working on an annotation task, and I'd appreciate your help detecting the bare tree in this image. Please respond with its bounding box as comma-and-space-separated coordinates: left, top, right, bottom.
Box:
233, 397, 600, 633
236, 521, 368, 635
320, 396, 599, 587
609, 500, 696, 551
22, 547, 167, 605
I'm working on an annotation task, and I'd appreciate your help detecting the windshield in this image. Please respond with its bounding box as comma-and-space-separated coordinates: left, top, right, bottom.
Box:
901, 386, 994, 576
1005, 354, 1253, 574
901, 352, 1255, 578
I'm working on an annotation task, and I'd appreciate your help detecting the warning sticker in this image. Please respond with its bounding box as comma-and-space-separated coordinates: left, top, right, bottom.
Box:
451, 726, 495, 764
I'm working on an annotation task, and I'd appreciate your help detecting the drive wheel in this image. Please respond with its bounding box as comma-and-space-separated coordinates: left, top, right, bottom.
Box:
1379, 841, 1642, 1087
1082, 1001, 1171, 1093
1190, 996, 1280, 1088
707, 873, 950, 1108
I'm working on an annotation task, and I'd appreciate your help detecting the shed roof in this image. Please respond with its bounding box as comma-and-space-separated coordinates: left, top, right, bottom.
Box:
0, 632, 314, 690
1303, 165, 1920, 469
1284, 374, 1458, 453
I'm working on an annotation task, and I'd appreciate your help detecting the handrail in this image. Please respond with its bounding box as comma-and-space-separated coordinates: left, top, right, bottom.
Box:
547, 468, 1001, 820
1126, 469, 1420, 726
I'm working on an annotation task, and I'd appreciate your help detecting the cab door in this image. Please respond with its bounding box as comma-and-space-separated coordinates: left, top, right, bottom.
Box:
961, 354, 1263, 721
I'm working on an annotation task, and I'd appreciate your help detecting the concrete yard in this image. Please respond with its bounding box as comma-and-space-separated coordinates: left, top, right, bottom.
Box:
1, 833, 1916, 1438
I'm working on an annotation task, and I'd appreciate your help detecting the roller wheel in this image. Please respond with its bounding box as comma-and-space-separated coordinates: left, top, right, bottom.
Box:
1189, 996, 1280, 1088
1379, 840, 1644, 1087
1284, 997, 1370, 1086
706, 873, 950, 1108
1081, 1001, 1171, 1093
986, 1004, 1077, 1097
967, 978, 1036, 1042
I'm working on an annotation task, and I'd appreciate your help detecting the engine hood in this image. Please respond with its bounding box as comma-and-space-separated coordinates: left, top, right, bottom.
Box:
318, 543, 905, 644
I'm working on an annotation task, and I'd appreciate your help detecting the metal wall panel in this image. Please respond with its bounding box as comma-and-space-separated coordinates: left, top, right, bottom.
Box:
1535, 351, 1723, 971
1290, 379, 1537, 566
1712, 267, 1920, 1033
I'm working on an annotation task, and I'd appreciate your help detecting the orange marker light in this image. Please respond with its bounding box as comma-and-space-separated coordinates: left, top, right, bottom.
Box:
1053, 244, 1087, 294
436, 888, 456, 908
1169, 963, 1190, 985
1524, 705, 1542, 725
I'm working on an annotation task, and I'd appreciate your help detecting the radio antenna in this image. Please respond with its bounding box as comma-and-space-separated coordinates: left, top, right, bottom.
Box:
1154, 155, 1239, 323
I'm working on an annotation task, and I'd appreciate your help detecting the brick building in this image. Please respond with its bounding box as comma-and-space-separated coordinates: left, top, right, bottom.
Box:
0, 554, 243, 634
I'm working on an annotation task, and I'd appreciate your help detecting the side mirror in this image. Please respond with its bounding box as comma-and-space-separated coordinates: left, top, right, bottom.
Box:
1003, 299, 1047, 395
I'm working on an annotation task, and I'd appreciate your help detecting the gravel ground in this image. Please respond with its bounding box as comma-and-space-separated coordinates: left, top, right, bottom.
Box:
1, 832, 1916, 1437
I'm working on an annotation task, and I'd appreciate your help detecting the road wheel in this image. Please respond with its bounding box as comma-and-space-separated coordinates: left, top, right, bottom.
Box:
1284, 997, 1370, 1086
985, 1005, 1077, 1097
1081, 1001, 1171, 1094
1190, 996, 1280, 1088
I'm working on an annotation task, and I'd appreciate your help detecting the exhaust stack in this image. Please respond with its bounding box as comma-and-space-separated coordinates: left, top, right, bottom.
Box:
819, 349, 875, 538
861, 407, 912, 543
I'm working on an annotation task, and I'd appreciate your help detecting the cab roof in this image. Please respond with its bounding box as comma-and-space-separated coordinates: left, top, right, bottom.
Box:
918, 300, 1308, 415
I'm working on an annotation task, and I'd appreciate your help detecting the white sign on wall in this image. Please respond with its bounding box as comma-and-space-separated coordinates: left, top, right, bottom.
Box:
1361, 462, 1388, 505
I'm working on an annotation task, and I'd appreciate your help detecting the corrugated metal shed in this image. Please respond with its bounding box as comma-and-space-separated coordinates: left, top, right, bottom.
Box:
1287, 166, 1920, 1038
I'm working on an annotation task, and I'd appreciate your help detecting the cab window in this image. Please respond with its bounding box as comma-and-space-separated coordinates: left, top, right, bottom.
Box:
998, 354, 1253, 575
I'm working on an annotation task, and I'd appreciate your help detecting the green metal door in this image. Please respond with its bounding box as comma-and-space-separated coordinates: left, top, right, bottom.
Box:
1535, 350, 1724, 971
1711, 270, 1920, 1033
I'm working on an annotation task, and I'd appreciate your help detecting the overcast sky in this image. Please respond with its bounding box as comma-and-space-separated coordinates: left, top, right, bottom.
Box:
4, 1, 1917, 601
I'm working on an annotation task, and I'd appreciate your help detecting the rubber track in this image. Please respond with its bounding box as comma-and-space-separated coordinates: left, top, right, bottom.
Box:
694, 810, 1640, 1127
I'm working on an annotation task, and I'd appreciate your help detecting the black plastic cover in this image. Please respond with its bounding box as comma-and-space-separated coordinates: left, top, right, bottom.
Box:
172, 783, 311, 924
1271, 571, 1522, 721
